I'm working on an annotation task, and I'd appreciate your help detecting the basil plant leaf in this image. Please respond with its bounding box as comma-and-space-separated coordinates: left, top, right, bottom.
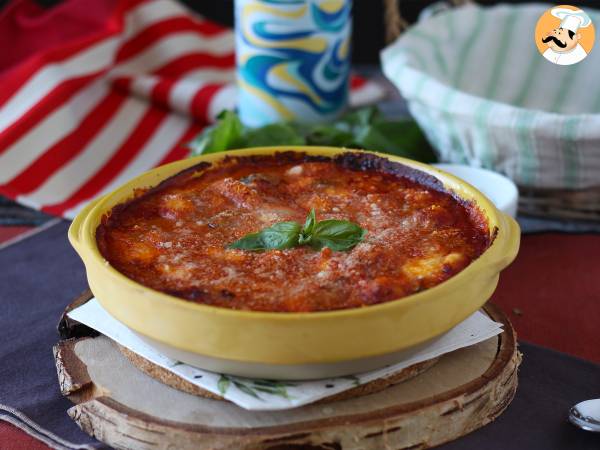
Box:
260, 221, 301, 249
298, 208, 316, 245
356, 120, 437, 163
228, 221, 300, 251
227, 232, 266, 251
188, 107, 438, 165
244, 123, 305, 147
189, 110, 244, 156
304, 126, 355, 147
339, 106, 381, 129
309, 219, 367, 251
228, 209, 365, 252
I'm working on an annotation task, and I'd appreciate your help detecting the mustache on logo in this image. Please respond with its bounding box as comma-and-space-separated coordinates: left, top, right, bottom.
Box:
542, 35, 567, 48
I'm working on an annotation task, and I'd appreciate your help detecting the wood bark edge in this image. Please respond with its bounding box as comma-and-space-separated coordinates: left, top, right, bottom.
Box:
54, 301, 519, 450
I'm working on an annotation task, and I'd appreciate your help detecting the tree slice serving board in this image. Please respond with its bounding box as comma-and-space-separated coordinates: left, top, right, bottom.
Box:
54, 292, 520, 450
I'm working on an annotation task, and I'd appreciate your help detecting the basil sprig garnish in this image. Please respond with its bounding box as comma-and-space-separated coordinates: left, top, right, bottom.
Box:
228, 221, 301, 251
228, 209, 366, 252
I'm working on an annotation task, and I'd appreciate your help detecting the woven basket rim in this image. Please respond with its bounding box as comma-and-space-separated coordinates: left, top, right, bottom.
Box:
382, 2, 600, 119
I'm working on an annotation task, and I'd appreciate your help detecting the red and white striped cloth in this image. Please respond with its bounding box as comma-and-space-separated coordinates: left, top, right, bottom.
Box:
0, 0, 383, 219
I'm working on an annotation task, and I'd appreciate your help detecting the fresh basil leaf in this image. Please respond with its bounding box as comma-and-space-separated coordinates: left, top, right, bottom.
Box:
244, 123, 304, 147
299, 208, 316, 245
355, 120, 437, 163
228, 210, 364, 252
339, 106, 382, 129
309, 219, 366, 251
227, 232, 265, 251
260, 221, 301, 249
287, 121, 313, 137
189, 110, 244, 156
189, 107, 438, 165
213, 110, 245, 151
228, 221, 301, 251
188, 127, 214, 156
304, 125, 354, 147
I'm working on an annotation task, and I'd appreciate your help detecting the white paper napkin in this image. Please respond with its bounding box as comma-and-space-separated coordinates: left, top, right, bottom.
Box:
68, 299, 503, 411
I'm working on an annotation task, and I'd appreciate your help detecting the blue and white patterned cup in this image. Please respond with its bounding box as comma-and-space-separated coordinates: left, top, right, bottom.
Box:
235, 0, 352, 127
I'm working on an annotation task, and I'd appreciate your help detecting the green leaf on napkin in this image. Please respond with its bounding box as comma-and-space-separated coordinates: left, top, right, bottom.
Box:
217, 374, 231, 395
233, 381, 261, 399
216, 376, 295, 400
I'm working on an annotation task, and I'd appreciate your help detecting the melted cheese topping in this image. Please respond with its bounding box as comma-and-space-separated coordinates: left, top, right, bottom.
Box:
97, 153, 490, 312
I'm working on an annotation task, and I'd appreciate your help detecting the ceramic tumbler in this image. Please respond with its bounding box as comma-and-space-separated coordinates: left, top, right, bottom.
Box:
235, 0, 352, 126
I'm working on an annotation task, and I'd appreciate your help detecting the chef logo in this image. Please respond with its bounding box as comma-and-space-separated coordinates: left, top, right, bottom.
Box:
535, 5, 595, 65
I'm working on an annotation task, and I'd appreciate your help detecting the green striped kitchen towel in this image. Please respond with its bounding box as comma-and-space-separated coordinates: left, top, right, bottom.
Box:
381, 3, 600, 190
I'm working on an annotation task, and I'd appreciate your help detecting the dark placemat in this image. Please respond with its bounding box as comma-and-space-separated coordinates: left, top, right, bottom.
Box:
442, 345, 600, 450
517, 215, 600, 234
0, 196, 52, 226
0, 221, 103, 449
0, 221, 599, 449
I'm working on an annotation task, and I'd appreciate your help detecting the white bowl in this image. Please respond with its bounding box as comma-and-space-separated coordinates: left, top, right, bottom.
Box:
433, 163, 519, 218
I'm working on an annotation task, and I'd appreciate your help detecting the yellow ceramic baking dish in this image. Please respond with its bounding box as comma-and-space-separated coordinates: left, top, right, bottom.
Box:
69, 147, 520, 378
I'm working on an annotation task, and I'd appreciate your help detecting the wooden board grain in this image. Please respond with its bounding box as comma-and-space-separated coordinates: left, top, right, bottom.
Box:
54, 295, 520, 450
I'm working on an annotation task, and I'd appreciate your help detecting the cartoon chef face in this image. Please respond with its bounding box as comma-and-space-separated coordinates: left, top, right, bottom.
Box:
538, 7, 593, 66
542, 27, 581, 53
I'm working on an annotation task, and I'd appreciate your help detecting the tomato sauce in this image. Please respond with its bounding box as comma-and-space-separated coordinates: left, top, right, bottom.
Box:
97, 152, 491, 312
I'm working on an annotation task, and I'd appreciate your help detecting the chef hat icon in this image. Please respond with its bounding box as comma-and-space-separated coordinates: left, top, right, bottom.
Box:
551, 7, 592, 33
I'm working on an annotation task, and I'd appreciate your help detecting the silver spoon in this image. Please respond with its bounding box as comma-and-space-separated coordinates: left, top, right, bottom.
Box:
569, 399, 600, 432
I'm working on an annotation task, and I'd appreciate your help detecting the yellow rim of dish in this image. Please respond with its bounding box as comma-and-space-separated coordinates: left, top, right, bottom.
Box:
70, 146, 515, 323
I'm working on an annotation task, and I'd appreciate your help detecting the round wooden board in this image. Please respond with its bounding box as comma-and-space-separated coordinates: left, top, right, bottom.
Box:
54, 297, 520, 450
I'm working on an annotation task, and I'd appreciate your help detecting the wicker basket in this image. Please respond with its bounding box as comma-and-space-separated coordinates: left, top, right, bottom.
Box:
383, 0, 600, 221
